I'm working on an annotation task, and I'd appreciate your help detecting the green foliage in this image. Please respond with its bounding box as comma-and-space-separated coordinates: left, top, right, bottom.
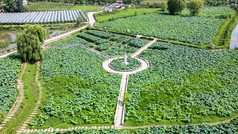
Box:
0, 40, 10, 50
26, 2, 74, 11
76, 30, 149, 56
213, 12, 237, 48
25, 117, 238, 133
76, 17, 82, 25
30, 41, 121, 128
187, 0, 204, 16
125, 42, 238, 126
98, 13, 225, 45
167, 0, 186, 14
4, 0, 25, 12
109, 57, 141, 71
181, 7, 232, 18
161, 1, 168, 11
95, 8, 159, 23
16, 25, 46, 62
0, 54, 21, 119
123, 91, 132, 105
69, 5, 102, 12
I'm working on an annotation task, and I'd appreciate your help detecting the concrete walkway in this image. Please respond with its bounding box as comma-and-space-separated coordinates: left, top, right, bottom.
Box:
102, 39, 157, 129
87, 11, 103, 26
131, 39, 157, 58
114, 74, 128, 128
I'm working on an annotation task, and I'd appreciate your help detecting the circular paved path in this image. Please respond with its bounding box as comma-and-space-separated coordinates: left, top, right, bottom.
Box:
103, 56, 149, 75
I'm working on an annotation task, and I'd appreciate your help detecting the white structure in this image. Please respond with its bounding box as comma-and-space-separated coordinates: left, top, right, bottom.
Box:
123, 54, 129, 65
23, 0, 27, 6
105, 2, 125, 12
230, 23, 238, 49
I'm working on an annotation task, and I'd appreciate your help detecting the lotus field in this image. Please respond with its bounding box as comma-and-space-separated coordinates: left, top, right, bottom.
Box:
29, 41, 122, 128
125, 42, 238, 126
98, 13, 225, 45
0, 54, 21, 119
0, 10, 87, 24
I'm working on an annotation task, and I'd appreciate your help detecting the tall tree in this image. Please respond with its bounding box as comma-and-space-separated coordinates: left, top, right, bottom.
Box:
167, 0, 186, 15
16, 25, 46, 62
3, 0, 15, 12
187, 0, 204, 16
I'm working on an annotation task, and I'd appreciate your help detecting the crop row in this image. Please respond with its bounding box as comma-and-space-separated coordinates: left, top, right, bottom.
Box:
125, 42, 238, 126
98, 13, 225, 45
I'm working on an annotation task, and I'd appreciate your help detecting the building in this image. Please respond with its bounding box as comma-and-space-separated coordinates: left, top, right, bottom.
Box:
22, 0, 27, 6
105, 1, 125, 12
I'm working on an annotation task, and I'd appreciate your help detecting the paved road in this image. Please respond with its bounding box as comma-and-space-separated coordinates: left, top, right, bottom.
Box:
87, 11, 103, 26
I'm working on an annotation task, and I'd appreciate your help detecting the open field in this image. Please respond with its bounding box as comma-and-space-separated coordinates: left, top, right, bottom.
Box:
29, 41, 122, 128
98, 13, 225, 46
125, 42, 238, 126
95, 8, 160, 23
69, 5, 102, 12
27, 2, 74, 11
0, 4, 238, 133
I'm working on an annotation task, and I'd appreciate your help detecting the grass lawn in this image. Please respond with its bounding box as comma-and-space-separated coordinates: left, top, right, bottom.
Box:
27, 2, 74, 11
69, 5, 102, 12
95, 8, 160, 23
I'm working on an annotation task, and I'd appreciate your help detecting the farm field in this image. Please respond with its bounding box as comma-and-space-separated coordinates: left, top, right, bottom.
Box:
0, 54, 21, 122
181, 7, 232, 18
52, 30, 150, 56
29, 41, 122, 128
27, 2, 74, 11
69, 5, 102, 12
125, 42, 238, 126
95, 8, 159, 23
98, 13, 225, 47
1, 4, 238, 133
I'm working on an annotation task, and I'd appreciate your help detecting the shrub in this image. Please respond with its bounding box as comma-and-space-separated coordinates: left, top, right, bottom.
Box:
0, 40, 10, 50
161, 1, 168, 11
167, 0, 186, 14
187, 0, 204, 16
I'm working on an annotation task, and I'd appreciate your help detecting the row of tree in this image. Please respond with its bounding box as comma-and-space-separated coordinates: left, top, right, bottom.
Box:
162, 0, 204, 16
3, 0, 25, 12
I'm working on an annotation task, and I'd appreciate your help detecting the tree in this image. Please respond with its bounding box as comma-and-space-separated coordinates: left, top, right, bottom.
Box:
16, 25, 46, 62
187, 0, 204, 16
16, 0, 25, 12
4, 0, 25, 12
76, 16, 82, 26
3, 0, 15, 12
167, 0, 186, 15
161, 1, 168, 11
0, 40, 10, 50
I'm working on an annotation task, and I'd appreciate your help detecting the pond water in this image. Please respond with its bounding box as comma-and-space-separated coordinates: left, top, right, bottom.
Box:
0, 30, 20, 41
